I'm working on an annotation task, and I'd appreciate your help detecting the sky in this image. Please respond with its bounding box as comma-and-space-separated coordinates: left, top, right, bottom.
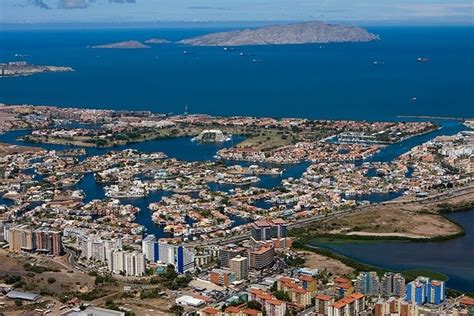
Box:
1, 0, 473, 25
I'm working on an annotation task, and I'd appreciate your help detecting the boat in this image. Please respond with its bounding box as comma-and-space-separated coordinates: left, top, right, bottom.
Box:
373, 61, 384, 65
239, 52, 244, 56
417, 57, 429, 63
410, 97, 417, 102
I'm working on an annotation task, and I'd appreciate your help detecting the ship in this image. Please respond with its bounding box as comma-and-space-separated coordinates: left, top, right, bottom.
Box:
417, 57, 429, 63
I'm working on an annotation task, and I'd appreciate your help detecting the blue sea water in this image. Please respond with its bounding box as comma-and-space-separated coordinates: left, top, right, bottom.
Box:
1, 26, 474, 291
1, 26, 473, 120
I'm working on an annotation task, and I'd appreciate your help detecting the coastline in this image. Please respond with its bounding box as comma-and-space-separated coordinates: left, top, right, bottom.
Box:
291, 204, 474, 293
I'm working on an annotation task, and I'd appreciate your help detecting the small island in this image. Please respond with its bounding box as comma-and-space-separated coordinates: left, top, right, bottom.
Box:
144, 38, 172, 44
0, 61, 74, 78
179, 21, 379, 46
90, 40, 150, 49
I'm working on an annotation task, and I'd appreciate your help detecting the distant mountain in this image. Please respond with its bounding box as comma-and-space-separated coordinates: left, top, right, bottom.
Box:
179, 21, 379, 46
24, 0, 135, 9
144, 38, 172, 44
90, 40, 150, 49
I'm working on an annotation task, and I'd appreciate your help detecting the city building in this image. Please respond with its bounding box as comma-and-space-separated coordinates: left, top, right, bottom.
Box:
248, 288, 286, 316
124, 251, 146, 276
298, 274, 317, 293
427, 280, 445, 305
315, 294, 334, 316
406, 277, 429, 305
381, 272, 406, 297
219, 244, 247, 268
250, 218, 290, 248
8, 225, 34, 252
8, 225, 62, 255
142, 234, 158, 262
334, 277, 354, 298
356, 271, 380, 296
210, 268, 236, 287
78, 235, 122, 262
329, 293, 366, 316
229, 255, 249, 280
248, 244, 275, 270
277, 277, 312, 307
158, 239, 195, 273
223, 307, 263, 316
107, 249, 145, 276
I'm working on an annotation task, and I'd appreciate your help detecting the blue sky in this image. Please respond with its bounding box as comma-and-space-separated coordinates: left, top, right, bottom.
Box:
1, 0, 473, 24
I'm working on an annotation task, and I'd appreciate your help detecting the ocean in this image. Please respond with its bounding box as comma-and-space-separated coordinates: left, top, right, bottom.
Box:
1, 26, 473, 120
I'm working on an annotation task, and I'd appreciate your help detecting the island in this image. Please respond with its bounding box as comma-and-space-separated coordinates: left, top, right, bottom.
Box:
144, 38, 172, 44
179, 21, 379, 46
0, 61, 74, 78
90, 40, 150, 49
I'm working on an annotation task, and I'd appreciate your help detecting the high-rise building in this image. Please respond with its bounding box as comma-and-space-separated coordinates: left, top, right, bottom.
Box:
248, 244, 275, 270
356, 272, 380, 295
78, 235, 122, 262
124, 252, 146, 276
219, 244, 247, 267
250, 219, 290, 248
381, 272, 406, 297
2, 222, 11, 243
427, 280, 445, 305
158, 239, 195, 273
142, 234, 158, 262
0, 221, 7, 242
406, 277, 428, 305
106, 249, 145, 276
7, 225, 62, 255
406, 277, 445, 306
229, 255, 248, 280
106, 249, 122, 274
33, 228, 63, 256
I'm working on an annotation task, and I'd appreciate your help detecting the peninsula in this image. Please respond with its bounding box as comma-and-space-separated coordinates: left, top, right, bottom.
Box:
179, 21, 379, 46
90, 40, 150, 49
0, 61, 73, 78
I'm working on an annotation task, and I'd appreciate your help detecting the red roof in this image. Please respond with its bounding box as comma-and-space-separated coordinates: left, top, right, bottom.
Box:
315, 294, 332, 301
201, 307, 219, 314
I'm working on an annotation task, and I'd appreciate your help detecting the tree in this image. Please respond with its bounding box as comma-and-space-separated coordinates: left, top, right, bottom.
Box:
169, 304, 184, 315
274, 290, 291, 302
247, 300, 262, 311
15, 299, 23, 307
47, 277, 56, 284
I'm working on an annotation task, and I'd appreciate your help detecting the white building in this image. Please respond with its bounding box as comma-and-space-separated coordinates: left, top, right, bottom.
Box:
158, 239, 195, 274
107, 249, 145, 276
142, 234, 158, 263
124, 252, 146, 276
78, 235, 122, 262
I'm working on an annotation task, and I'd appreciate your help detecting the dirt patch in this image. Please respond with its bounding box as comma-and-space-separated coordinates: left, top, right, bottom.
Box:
0, 250, 95, 295
324, 207, 461, 238
298, 251, 354, 277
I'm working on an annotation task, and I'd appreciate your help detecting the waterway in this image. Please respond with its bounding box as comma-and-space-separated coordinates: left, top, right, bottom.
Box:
310, 210, 474, 292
